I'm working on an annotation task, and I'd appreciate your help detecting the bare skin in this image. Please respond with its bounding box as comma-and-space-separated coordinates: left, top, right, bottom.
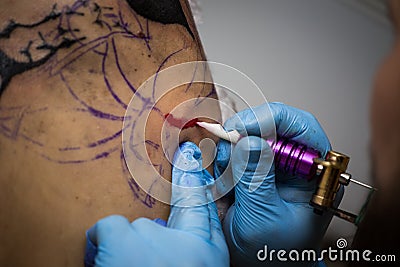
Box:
0, 0, 220, 266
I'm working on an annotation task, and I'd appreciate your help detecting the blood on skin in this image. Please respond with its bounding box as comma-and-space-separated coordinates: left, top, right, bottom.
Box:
164, 113, 200, 129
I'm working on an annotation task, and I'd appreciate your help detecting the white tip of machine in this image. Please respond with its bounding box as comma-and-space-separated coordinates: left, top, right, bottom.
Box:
196, 121, 241, 143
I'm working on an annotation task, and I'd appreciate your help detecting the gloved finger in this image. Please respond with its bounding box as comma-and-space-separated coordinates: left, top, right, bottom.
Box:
223, 104, 275, 139
269, 102, 331, 156
214, 104, 274, 179
214, 139, 231, 179
223, 102, 330, 154
207, 199, 230, 254
231, 136, 282, 227
87, 215, 133, 254
167, 142, 213, 240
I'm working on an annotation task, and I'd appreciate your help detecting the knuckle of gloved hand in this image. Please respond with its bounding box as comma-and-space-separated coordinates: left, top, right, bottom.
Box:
96, 215, 128, 231
241, 136, 269, 153
301, 109, 318, 124
130, 217, 151, 230
234, 136, 270, 168
223, 112, 240, 128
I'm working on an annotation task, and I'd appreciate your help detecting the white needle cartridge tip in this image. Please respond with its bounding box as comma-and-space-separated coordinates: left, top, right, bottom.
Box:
196, 121, 241, 143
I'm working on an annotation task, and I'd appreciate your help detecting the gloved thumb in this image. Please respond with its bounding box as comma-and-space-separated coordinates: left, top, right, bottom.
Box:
231, 136, 282, 227
232, 136, 275, 193
167, 141, 214, 240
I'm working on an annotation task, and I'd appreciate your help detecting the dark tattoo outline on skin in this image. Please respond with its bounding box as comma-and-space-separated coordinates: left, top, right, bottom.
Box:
0, 0, 215, 208
0, 3, 85, 95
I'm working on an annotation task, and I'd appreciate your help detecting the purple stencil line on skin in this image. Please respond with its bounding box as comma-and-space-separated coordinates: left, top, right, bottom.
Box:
94, 149, 116, 160
66, 17, 108, 56
38, 124, 123, 161
0, 107, 25, 139
41, 146, 119, 164
110, 3, 148, 42
117, 6, 129, 33
101, 20, 113, 32
40, 154, 85, 164
120, 149, 155, 208
0, 106, 24, 111
0, 124, 12, 138
104, 13, 117, 18
25, 107, 48, 114
0, 104, 125, 162
48, 28, 142, 76
158, 164, 164, 177
63, 0, 88, 47
144, 194, 156, 208
127, 178, 140, 199
145, 19, 151, 51
127, 103, 160, 162
101, 40, 128, 109
53, 6, 70, 41
145, 140, 160, 150
20, 134, 44, 147
128, 120, 137, 151
184, 60, 198, 93
73, 107, 138, 116
125, 2, 151, 51
0, 116, 13, 121
48, 40, 106, 76
152, 48, 184, 100
144, 178, 158, 208
59, 71, 125, 121
11, 112, 23, 139
67, 31, 127, 57
46, 29, 57, 40
111, 37, 147, 101
185, 55, 208, 95
128, 141, 143, 161
59, 146, 80, 151
128, 4, 143, 32
63, 118, 131, 151
67, 1, 138, 61
194, 85, 217, 107
87, 128, 122, 148
70, 0, 85, 11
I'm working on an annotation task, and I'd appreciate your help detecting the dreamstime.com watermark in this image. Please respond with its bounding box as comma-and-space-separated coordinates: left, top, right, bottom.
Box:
257, 238, 396, 263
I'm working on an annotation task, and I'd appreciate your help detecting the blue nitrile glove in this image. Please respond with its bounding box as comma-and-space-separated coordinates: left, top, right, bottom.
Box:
85, 142, 229, 267
215, 102, 343, 267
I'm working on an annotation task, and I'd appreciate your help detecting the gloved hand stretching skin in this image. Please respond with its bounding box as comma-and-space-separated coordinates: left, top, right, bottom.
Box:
85, 142, 229, 267
215, 102, 343, 267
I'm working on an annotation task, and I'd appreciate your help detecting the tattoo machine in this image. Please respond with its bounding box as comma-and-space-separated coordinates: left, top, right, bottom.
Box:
196, 121, 376, 225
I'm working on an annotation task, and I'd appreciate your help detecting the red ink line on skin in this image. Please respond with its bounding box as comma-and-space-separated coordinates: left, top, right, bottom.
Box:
164, 113, 200, 129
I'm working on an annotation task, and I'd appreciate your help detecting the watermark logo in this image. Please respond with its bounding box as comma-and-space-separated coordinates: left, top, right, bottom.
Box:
257, 238, 396, 263
336, 238, 347, 249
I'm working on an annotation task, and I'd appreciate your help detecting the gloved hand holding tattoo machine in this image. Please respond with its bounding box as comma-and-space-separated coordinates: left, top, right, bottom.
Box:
205, 102, 375, 266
